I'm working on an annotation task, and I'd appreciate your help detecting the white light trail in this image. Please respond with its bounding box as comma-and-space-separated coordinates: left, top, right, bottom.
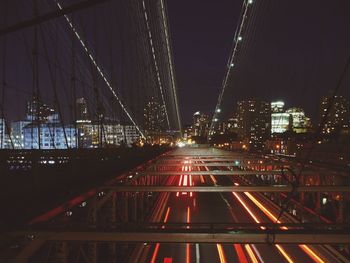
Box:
55, 0, 146, 139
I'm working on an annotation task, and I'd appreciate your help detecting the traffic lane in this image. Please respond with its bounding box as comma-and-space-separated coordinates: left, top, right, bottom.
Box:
250, 191, 340, 263
146, 162, 195, 263
224, 174, 322, 263
215, 165, 325, 261
199, 169, 286, 262
147, 159, 310, 263
148, 193, 194, 263
210, 171, 311, 263
231, 191, 316, 263
147, 165, 238, 263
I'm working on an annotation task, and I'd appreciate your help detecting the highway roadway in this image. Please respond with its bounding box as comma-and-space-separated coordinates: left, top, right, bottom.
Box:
8, 146, 347, 262
135, 147, 345, 263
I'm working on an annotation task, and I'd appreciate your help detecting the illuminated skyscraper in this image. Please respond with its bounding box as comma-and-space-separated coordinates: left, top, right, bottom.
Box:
26, 97, 57, 123
271, 101, 290, 134
271, 101, 285, 113
319, 95, 350, 135
286, 107, 312, 133
226, 115, 239, 134
144, 97, 166, 143
237, 99, 270, 150
192, 111, 209, 137
144, 97, 166, 133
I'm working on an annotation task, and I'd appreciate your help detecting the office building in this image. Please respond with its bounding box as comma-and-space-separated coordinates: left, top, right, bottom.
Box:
23, 123, 76, 149
11, 121, 31, 149
237, 99, 271, 150
286, 107, 312, 133
144, 97, 166, 134
192, 111, 209, 137
319, 95, 350, 135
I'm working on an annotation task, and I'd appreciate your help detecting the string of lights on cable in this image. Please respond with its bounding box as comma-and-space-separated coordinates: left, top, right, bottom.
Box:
208, 0, 254, 139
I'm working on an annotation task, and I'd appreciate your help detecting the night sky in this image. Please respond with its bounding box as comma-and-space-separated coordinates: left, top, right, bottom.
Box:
167, 0, 350, 125
1, 0, 350, 127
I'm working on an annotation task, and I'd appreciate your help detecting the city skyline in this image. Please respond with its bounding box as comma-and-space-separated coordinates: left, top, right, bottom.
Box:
0, 1, 350, 262
1, 1, 350, 126
186, 94, 350, 127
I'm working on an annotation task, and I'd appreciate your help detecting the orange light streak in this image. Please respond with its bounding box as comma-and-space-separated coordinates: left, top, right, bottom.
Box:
150, 243, 160, 263
210, 175, 217, 184
186, 244, 190, 263
216, 244, 227, 263
186, 206, 191, 262
275, 245, 294, 263
187, 206, 191, 227
244, 244, 259, 263
151, 206, 171, 262
231, 192, 264, 229
162, 207, 171, 229
299, 245, 325, 263
243, 189, 324, 263
244, 192, 287, 230
232, 191, 293, 262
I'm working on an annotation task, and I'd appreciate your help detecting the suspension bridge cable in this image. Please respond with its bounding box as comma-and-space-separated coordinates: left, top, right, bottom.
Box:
209, 0, 255, 138
160, 0, 182, 134
54, 0, 146, 140
142, 0, 170, 130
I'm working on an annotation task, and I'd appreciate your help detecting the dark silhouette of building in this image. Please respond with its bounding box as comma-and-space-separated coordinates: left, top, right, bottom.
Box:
76, 98, 89, 121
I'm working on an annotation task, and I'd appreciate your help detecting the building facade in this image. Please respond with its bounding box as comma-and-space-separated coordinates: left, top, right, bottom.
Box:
271, 101, 290, 134
11, 121, 31, 149
0, 118, 5, 149
237, 99, 271, 150
319, 95, 350, 135
286, 107, 312, 133
192, 111, 209, 137
23, 124, 76, 149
